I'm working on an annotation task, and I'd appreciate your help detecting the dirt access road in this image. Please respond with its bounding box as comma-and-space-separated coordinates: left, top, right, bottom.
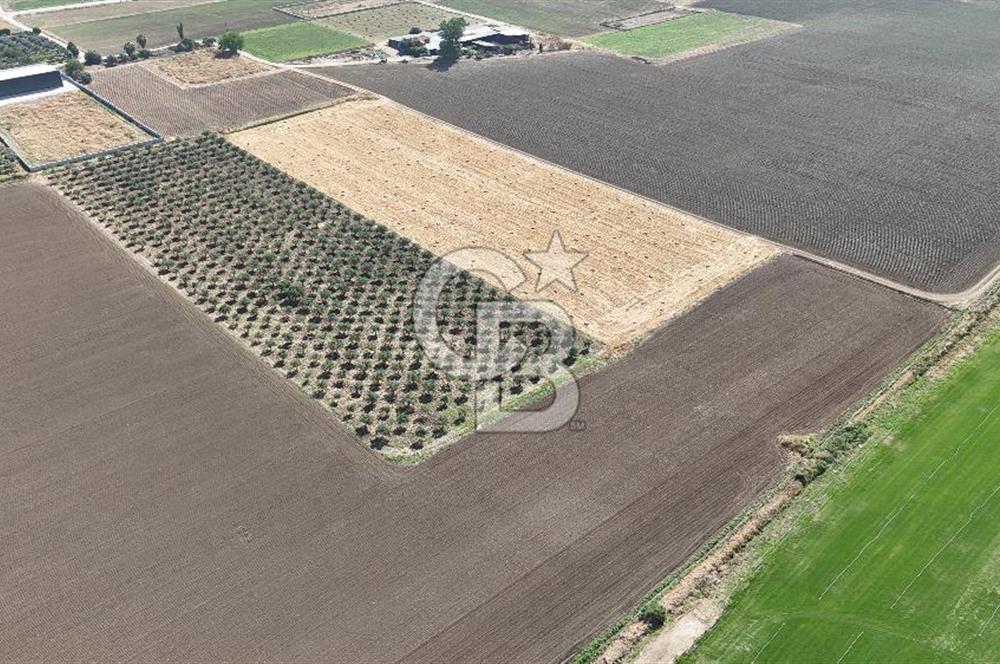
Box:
0, 180, 945, 662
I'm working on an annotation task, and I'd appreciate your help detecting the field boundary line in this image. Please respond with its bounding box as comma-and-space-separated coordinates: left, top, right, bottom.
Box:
300, 68, 999, 309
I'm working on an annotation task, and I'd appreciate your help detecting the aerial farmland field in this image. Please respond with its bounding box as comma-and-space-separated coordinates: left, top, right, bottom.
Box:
2, 0, 998, 660
684, 321, 1000, 662
329, 0, 1000, 293
320, 2, 465, 40
39, 0, 295, 53
230, 97, 775, 348
89, 63, 351, 136
0, 176, 945, 659
242, 21, 368, 61
433, 0, 665, 36
0, 91, 150, 165
49, 135, 594, 454
583, 10, 797, 61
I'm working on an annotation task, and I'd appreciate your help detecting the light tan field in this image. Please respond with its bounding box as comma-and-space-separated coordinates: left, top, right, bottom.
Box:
0, 91, 148, 164
152, 49, 271, 86
0, 17, 20, 32
230, 98, 777, 348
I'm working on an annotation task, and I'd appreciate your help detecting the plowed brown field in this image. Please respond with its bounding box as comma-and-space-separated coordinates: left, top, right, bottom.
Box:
90, 64, 352, 136
230, 98, 776, 348
1, 179, 946, 663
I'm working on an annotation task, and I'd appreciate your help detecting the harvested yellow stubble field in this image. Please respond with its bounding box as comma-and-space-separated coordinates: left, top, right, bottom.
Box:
230, 98, 777, 348
0, 91, 148, 164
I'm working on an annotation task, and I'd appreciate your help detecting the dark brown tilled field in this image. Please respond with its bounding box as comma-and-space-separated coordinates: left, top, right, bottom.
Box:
90, 64, 352, 137
327, 0, 1000, 293
1, 179, 946, 662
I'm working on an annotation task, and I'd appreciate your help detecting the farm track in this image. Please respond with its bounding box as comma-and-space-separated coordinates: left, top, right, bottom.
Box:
89, 63, 353, 136
327, 0, 1000, 294
0, 179, 946, 662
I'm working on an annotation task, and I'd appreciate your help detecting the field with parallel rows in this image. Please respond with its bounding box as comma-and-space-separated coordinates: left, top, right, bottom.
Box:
330, 0, 1000, 293
49, 136, 593, 456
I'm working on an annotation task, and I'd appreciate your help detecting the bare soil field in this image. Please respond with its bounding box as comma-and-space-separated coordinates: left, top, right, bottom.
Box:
90, 63, 351, 136
0, 177, 946, 663
230, 98, 774, 348
152, 48, 271, 85
320, 2, 466, 40
276, 0, 397, 20
0, 91, 148, 164
329, 0, 1000, 293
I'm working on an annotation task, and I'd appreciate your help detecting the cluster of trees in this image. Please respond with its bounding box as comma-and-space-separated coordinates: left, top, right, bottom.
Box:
75, 25, 244, 72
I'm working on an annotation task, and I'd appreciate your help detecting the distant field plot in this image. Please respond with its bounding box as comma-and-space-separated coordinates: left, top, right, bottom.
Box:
276, 0, 397, 20
51, 136, 592, 452
45, 0, 294, 53
321, 2, 464, 40
436, 0, 666, 36
584, 11, 796, 60
152, 48, 271, 85
330, 0, 1000, 294
31, 0, 215, 30
685, 325, 1000, 663
231, 98, 774, 348
90, 64, 350, 135
9, 0, 83, 10
0, 31, 70, 69
242, 21, 367, 61
0, 91, 149, 165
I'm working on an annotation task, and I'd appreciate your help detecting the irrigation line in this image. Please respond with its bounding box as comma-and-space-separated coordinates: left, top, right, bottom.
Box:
818, 403, 1000, 601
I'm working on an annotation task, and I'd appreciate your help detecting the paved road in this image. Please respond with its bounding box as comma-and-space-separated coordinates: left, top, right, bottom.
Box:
1, 181, 946, 662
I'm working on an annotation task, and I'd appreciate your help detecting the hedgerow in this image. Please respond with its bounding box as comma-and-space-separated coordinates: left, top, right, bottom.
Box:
50, 135, 594, 454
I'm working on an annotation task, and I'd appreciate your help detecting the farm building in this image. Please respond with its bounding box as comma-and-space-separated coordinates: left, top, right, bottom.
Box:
0, 64, 63, 99
388, 23, 530, 55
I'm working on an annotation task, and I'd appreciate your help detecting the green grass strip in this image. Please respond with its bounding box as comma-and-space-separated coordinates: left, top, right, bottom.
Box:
682, 326, 1000, 662
584, 12, 761, 59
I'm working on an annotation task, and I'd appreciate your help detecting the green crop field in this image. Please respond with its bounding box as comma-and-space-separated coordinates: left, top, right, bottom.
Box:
243, 21, 367, 61
46, 0, 294, 54
683, 327, 1000, 662
584, 12, 792, 59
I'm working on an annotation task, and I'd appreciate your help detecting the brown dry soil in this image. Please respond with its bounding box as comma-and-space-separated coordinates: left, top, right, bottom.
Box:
0, 91, 148, 164
0, 179, 945, 662
152, 48, 272, 86
231, 98, 775, 348
89, 63, 351, 136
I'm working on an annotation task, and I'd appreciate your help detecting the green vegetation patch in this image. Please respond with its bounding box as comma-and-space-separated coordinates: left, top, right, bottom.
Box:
321, 2, 463, 41
584, 12, 789, 59
0, 142, 24, 182
49, 135, 594, 455
243, 21, 367, 61
683, 327, 1000, 662
0, 31, 71, 70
